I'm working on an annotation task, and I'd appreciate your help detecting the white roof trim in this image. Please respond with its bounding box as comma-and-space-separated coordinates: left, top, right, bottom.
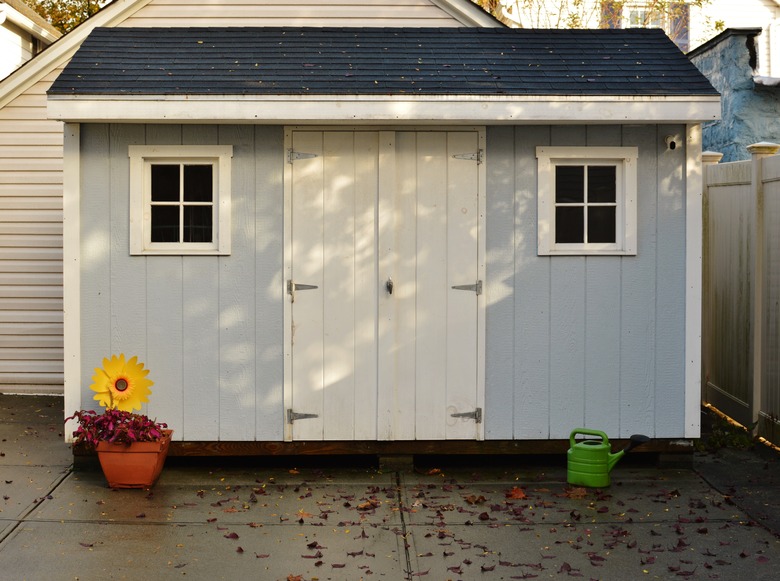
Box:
48, 94, 721, 124
429, 0, 502, 27
0, 3, 60, 42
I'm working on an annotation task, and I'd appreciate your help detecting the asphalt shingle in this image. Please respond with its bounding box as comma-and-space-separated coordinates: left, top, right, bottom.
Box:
48, 27, 718, 97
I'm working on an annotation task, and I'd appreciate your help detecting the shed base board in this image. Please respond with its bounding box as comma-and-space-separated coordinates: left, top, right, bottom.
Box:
73, 438, 694, 458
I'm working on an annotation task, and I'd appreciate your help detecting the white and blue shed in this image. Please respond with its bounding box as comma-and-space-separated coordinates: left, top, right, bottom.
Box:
48, 23, 719, 453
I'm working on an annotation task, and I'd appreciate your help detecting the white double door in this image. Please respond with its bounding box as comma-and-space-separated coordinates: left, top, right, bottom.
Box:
284, 129, 485, 441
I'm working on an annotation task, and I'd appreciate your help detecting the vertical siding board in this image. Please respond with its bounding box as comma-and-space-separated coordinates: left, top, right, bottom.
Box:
141, 125, 184, 427
181, 125, 220, 440
584, 257, 621, 433
146, 257, 184, 431
107, 123, 147, 377
654, 124, 687, 436
549, 258, 586, 437
79, 124, 111, 409
484, 126, 515, 439
548, 126, 587, 438
619, 126, 657, 436
583, 126, 622, 434
254, 126, 285, 441
513, 125, 550, 438
182, 257, 220, 439
218, 124, 256, 440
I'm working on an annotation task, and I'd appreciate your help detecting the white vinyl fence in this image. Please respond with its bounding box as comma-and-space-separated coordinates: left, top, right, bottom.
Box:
702, 143, 780, 441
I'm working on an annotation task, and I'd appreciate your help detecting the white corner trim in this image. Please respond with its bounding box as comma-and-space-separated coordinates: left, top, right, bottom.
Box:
62, 122, 80, 441
685, 123, 703, 438
47, 95, 722, 124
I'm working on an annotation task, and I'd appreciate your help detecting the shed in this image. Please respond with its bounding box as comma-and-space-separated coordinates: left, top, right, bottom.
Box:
48, 23, 719, 453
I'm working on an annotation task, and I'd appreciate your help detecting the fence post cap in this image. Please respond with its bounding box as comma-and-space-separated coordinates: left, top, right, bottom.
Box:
747, 142, 780, 155
702, 151, 724, 164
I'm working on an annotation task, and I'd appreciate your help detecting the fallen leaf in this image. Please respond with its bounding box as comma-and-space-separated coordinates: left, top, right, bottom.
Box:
565, 487, 588, 499
506, 487, 527, 500
224, 532, 239, 540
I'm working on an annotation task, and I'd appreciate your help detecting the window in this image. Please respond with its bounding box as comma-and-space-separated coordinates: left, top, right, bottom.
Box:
600, 2, 690, 52
129, 145, 233, 255
536, 147, 638, 256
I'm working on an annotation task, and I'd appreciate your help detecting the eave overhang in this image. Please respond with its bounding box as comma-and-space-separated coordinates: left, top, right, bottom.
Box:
47, 93, 721, 125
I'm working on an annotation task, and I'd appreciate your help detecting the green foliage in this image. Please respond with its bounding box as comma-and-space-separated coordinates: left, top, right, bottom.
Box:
23, 0, 101, 33
697, 410, 757, 452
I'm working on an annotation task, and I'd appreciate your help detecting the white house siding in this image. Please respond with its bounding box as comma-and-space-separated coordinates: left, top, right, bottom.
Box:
77, 122, 688, 441
0, 19, 33, 80
0, 69, 64, 391
118, 0, 470, 27
485, 124, 688, 440
0, 0, 489, 394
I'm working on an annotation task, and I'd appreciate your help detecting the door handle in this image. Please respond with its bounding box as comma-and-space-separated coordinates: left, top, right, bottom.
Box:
386, 278, 393, 295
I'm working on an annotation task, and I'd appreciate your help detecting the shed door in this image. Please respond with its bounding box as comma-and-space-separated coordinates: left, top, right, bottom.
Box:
284, 129, 484, 441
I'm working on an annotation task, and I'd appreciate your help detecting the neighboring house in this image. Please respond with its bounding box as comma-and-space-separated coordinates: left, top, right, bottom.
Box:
0, 0, 60, 80
495, 0, 780, 75
689, 28, 780, 161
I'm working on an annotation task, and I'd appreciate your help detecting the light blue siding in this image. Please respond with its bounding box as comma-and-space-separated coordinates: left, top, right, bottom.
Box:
79, 122, 688, 441
484, 124, 687, 440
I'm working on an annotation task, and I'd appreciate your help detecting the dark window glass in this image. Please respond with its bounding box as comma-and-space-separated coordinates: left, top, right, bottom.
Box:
588, 207, 617, 243
184, 206, 213, 243
587, 166, 616, 203
556, 207, 584, 243
151, 206, 179, 242
555, 166, 584, 203
151, 165, 180, 202
184, 165, 213, 202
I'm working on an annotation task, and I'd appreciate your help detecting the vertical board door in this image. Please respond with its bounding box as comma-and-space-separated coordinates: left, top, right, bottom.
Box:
285, 129, 484, 441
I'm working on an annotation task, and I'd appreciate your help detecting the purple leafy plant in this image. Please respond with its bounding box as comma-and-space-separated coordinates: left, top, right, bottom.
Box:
66, 408, 168, 447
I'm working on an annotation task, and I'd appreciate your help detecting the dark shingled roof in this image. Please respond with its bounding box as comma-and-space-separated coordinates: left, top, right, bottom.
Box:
48, 27, 718, 97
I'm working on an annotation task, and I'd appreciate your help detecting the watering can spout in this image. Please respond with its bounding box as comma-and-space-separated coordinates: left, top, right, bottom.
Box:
608, 434, 651, 471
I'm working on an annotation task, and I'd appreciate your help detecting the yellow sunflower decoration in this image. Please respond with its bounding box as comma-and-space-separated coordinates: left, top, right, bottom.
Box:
90, 354, 154, 412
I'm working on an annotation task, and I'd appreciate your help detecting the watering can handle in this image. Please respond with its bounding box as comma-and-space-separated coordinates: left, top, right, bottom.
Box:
569, 428, 609, 448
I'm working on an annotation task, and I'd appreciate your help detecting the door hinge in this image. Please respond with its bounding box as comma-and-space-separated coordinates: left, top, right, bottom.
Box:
287, 409, 319, 423
452, 149, 483, 165
451, 407, 482, 423
452, 280, 482, 295
287, 149, 318, 164
287, 280, 319, 294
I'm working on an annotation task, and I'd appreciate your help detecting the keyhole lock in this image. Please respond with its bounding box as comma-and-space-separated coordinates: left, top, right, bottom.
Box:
386, 278, 394, 295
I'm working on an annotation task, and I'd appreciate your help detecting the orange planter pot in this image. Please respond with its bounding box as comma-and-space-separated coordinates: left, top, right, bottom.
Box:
95, 429, 173, 489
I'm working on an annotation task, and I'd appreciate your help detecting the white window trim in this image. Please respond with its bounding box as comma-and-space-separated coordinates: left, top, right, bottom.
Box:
536, 146, 638, 256
129, 145, 233, 255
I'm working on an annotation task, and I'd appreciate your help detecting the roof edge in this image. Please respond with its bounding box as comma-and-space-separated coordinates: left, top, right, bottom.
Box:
48, 94, 722, 125
0, 0, 154, 109
1, 0, 60, 40
687, 27, 763, 60
429, 0, 504, 27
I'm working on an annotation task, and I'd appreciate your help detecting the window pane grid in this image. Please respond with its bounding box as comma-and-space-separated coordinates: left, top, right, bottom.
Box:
554, 164, 617, 245
150, 163, 214, 244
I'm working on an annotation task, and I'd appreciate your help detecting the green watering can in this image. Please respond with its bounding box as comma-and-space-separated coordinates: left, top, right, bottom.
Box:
567, 429, 650, 488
